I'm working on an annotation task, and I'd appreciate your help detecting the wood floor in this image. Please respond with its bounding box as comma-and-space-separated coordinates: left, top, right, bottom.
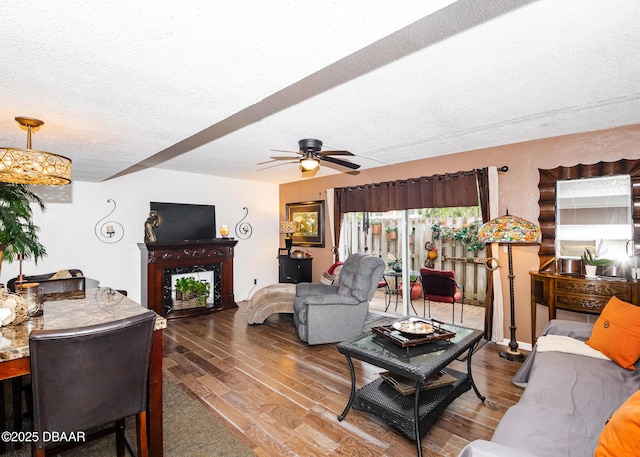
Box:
162, 301, 524, 457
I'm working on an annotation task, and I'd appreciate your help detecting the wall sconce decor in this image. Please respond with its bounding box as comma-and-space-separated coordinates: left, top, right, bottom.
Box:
234, 207, 253, 240
94, 199, 124, 244
0, 117, 72, 185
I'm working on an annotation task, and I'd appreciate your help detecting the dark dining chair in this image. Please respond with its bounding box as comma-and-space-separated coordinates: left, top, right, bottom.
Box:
29, 311, 155, 457
420, 267, 464, 323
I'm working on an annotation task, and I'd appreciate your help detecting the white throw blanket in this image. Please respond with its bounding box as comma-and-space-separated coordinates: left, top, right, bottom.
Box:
536, 334, 610, 360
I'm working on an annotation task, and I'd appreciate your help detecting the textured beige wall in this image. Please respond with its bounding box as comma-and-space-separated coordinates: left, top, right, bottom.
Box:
280, 124, 640, 343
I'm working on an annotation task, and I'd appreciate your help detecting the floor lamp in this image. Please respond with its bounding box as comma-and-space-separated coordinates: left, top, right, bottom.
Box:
478, 210, 541, 362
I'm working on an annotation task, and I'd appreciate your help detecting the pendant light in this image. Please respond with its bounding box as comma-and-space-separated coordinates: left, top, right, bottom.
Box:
0, 117, 72, 185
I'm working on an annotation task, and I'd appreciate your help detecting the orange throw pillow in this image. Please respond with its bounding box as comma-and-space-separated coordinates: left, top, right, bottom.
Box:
586, 296, 640, 370
594, 390, 640, 457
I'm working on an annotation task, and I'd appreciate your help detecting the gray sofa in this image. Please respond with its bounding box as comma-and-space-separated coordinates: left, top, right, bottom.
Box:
293, 253, 385, 345
459, 319, 640, 457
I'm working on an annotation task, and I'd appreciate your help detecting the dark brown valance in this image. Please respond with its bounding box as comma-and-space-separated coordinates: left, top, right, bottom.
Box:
335, 170, 480, 213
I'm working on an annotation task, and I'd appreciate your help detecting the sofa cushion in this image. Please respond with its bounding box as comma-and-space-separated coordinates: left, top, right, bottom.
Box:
595, 389, 640, 457
586, 296, 640, 370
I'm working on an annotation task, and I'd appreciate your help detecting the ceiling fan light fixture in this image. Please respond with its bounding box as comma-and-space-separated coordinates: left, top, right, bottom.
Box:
0, 117, 72, 185
300, 156, 319, 171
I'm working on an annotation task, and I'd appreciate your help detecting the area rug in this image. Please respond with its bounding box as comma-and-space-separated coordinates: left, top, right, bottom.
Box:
4, 377, 255, 457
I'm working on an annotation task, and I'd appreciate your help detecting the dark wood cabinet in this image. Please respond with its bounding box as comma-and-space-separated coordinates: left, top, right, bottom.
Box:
530, 271, 640, 342
279, 256, 312, 283
139, 239, 238, 319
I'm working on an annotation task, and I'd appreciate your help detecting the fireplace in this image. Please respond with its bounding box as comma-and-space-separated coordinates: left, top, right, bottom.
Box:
163, 264, 220, 313
139, 239, 238, 319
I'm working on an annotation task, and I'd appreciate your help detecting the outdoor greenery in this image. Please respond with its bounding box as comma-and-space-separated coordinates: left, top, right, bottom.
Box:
0, 183, 47, 264
431, 219, 485, 253
419, 206, 481, 219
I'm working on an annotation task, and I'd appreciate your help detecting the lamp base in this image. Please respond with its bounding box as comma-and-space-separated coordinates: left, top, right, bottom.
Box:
499, 349, 526, 363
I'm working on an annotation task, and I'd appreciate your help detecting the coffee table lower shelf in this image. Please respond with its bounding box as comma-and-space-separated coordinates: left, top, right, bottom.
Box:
352, 367, 469, 440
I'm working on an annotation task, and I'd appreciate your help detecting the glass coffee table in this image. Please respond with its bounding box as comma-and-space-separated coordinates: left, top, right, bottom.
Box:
337, 319, 485, 457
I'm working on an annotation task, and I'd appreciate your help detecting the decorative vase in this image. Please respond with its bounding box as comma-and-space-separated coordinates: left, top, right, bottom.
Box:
220, 225, 230, 237
585, 264, 597, 278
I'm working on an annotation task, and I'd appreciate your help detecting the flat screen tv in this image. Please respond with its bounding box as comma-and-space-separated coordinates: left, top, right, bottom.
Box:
150, 202, 217, 242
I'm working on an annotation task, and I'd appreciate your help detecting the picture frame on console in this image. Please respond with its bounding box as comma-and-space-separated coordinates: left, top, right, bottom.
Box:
286, 200, 325, 248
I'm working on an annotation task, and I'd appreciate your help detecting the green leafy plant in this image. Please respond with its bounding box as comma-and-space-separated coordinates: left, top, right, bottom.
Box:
386, 253, 402, 271
385, 226, 397, 233
581, 248, 615, 267
431, 221, 485, 252
175, 276, 211, 306
0, 183, 47, 274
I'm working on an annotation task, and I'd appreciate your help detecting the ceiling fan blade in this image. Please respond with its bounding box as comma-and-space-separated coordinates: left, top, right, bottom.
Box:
271, 155, 301, 161
319, 155, 361, 170
318, 149, 354, 156
257, 161, 297, 171
270, 149, 299, 154
257, 156, 302, 165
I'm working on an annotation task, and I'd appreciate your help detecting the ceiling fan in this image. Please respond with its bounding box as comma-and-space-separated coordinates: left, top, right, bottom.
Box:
263, 139, 361, 172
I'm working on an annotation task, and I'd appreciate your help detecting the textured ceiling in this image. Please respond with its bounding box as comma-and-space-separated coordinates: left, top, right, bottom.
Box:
1, 0, 639, 184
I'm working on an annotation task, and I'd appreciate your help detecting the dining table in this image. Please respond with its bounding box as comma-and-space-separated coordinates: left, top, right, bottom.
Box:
0, 288, 167, 457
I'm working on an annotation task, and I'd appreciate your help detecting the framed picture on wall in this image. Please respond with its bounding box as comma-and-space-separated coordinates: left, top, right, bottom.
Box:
286, 200, 325, 248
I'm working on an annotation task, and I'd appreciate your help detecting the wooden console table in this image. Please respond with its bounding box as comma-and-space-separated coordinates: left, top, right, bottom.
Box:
530, 271, 640, 342
139, 239, 238, 319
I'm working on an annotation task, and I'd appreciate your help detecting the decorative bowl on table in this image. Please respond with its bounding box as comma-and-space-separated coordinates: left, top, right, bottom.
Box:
392, 318, 435, 336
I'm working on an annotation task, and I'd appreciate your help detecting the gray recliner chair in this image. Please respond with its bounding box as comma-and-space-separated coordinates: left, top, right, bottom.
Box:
293, 253, 385, 345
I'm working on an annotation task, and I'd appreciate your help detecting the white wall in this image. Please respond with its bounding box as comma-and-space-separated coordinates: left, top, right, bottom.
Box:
1, 168, 280, 305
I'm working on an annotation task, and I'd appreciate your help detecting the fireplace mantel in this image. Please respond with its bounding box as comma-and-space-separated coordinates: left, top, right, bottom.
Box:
139, 239, 238, 319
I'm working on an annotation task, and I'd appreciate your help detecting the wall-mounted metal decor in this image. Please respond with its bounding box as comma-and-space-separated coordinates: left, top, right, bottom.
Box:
234, 207, 253, 240
94, 199, 124, 244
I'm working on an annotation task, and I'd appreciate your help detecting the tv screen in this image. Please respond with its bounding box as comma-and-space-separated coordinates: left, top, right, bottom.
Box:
150, 202, 217, 242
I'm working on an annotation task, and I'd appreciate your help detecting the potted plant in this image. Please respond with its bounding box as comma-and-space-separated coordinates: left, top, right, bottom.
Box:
581, 245, 615, 278
0, 183, 47, 279
175, 276, 211, 306
370, 220, 381, 234
386, 254, 402, 272
399, 274, 423, 300
385, 226, 397, 241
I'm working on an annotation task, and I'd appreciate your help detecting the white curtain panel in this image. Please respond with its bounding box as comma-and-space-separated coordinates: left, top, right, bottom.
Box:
326, 188, 336, 262
488, 167, 505, 343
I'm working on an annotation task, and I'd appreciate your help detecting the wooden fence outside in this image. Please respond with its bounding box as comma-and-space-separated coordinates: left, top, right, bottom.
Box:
341, 215, 488, 304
